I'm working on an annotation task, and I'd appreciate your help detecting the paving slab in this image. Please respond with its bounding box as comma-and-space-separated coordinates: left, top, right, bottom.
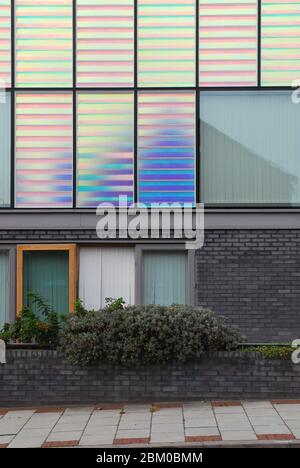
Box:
221, 431, 257, 441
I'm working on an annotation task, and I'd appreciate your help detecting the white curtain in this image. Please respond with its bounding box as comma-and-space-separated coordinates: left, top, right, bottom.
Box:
79, 247, 135, 310
200, 91, 300, 204
0, 251, 9, 329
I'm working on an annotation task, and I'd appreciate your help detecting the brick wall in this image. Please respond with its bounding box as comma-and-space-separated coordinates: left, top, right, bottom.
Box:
0, 350, 299, 406
1, 228, 300, 343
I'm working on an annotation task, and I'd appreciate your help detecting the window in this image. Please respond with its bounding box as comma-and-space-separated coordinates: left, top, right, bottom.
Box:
77, 0, 134, 87
200, 91, 300, 204
77, 92, 134, 207
262, 1, 300, 86
138, 91, 196, 205
17, 245, 76, 315
199, 0, 258, 86
15, 0, 73, 87
15, 93, 73, 208
0, 0, 11, 87
142, 251, 187, 305
79, 247, 135, 309
0, 250, 9, 329
0, 92, 10, 207
138, 0, 196, 86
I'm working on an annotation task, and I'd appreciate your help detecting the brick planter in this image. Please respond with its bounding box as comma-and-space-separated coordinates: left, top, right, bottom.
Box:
0, 350, 299, 406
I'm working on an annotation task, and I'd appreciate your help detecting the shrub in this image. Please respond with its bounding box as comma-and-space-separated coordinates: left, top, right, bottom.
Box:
0, 292, 67, 347
59, 303, 243, 366
241, 344, 293, 360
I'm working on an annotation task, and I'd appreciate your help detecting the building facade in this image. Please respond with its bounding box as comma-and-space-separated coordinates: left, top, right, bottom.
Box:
0, 0, 300, 342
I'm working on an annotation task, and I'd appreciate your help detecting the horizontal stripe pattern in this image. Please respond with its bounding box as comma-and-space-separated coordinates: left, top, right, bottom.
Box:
15, 93, 73, 207
15, 0, 73, 87
77, 0, 134, 87
0, 0, 11, 87
77, 92, 134, 207
262, 0, 300, 86
138, 0, 196, 86
138, 92, 195, 205
199, 0, 258, 86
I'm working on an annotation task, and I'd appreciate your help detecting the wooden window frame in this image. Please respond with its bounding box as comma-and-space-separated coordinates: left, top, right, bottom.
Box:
16, 244, 77, 315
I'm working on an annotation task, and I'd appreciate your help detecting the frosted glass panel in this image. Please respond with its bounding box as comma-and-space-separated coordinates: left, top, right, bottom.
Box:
200, 92, 300, 204
0, 0, 11, 87
0, 251, 9, 329
262, 0, 300, 86
138, 0, 196, 86
138, 91, 196, 205
23, 251, 69, 316
15, 93, 73, 208
199, 0, 258, 86
79, 247, 135, 309
143, 252, 187, 306
0, 92, 10, 206
77, 0, 134, 87
77, 92, 134, 207
15, 0, 73, 87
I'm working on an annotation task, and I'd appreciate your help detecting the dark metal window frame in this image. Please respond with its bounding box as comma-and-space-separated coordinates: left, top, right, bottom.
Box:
3, 0, 298, 211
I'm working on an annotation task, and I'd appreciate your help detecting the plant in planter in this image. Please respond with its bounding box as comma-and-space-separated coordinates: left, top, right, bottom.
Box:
0, 292, 67, 347
60, 303, 243, 366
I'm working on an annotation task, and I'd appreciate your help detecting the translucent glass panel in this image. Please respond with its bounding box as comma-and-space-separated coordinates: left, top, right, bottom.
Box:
79, 247, 135, 309
200, 91, 300, 204
138, 92, 195, 205
77, 0, 134, 87
0, 251, 9, 329
0, 0, 11, 87
261, 1, 300, 86
199, 0, 258, 86
15, 0, 73, 87
143, 252, 187, 305
15, 93, 73, 208
138, 0, 196, 86
23, 251, 69, 316
0, 92, 10, 206
77, 92, 134, 207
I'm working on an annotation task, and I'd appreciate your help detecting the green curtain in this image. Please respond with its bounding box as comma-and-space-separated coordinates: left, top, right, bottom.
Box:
0, 251, 9, 329
143, 252, 187, 306
23, 251, 69, 317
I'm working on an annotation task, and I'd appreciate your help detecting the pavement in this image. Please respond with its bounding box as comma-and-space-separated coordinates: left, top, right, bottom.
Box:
0, 400, 300, 448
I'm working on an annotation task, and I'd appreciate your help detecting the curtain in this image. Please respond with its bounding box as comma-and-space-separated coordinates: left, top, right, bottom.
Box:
0, 93, 10, 206
200, 91, 300, 204
79, 247, 135, 310
143, 252, 187, 306
23, 251, 69, 316
0, 251, 9, 329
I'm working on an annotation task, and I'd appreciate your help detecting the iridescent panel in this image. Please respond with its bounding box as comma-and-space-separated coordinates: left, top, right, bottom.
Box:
15, 93, 73, 208
0, 0, 11, 87
15, 0, 73, 87
199, 0, 258, 86
77, 0, 134, 87
138, 92, 195, 205
262, 0, 300, 86
77, 92, 134, 207
138, 0, 196, 87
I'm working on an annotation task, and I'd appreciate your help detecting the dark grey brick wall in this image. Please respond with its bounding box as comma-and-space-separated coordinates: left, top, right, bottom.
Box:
1, 228, 300, 343
196, 230, 300, 343
0, 350, 299, 406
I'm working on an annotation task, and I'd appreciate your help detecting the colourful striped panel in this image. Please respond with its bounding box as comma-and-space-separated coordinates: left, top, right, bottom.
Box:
15, 0, 73, 87
138, 0, 196, 87
77, 0, 134, 87
138, 92, 195, 205
0, 0, 11, 87
262, 0, 300, 86
199, 0, 258, 86
15, 93, 73, 208
77, 93, 134, 207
